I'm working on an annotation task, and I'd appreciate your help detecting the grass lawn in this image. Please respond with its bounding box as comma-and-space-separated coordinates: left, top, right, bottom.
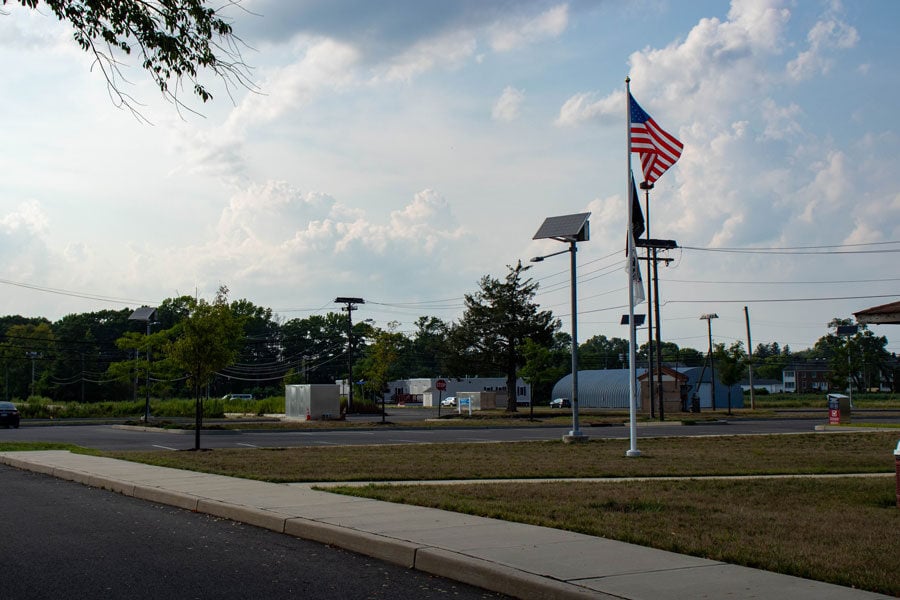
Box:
105, 431, 898, 482
330, 476, 899, 596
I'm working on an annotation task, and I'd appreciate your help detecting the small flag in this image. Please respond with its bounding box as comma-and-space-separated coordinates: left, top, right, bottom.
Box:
631, 172, 644, 240
628, 232, 645, 305
630, 93, 683, 185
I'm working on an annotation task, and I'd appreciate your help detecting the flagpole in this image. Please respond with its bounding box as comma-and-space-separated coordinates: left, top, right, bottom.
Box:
625, 76, 641, 458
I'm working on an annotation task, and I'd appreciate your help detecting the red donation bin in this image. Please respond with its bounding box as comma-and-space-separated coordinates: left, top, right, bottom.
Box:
826, 393, 850, 425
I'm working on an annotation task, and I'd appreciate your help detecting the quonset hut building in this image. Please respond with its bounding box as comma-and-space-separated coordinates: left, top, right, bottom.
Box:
550, 368, 743, 411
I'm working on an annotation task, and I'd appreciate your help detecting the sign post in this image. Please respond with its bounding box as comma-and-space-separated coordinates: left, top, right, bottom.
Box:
436, 379, 446, 417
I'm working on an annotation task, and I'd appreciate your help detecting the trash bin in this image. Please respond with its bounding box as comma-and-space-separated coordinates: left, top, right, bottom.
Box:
826, 393, 851, 425
895, 440, 900, 509
690, 393, 701, 413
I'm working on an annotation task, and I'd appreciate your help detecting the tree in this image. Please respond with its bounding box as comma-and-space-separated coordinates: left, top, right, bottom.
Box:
3, 0, 251, 116
280, 313, 349, 385
168, 286, 243, 449
452, 262, 559, 412
754, 342, 794, 381
355, 323, 408, 406
408, 316, 451, 377
578, 335, 629, 370
813, 318, 892, 393
519, 335, 569, 409
1, 321, 53, 399
715, 342, 746, 414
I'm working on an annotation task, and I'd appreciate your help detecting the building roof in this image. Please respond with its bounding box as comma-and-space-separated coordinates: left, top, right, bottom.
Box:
854, 300, 900, 325
551, 369, 647, 408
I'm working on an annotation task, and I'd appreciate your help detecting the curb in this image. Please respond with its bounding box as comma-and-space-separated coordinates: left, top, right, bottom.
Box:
111, 424, 239, 435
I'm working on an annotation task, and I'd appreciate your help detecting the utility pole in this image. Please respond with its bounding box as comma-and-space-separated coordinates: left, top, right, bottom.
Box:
641, 182, 655, 419
700, 313, 719, 410
637, 230, 676, 420
335, 297, 364, 413
744, 306, 755, 410
27, 351, 41, 397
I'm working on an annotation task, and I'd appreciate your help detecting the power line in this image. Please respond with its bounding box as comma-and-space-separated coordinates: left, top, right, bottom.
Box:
0, 277, 155, 305
665, 293, 899, 304
663, 277, 900, 285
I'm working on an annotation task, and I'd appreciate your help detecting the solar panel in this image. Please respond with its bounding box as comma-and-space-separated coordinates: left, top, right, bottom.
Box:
128, 306, 157, 321
532, 212, 590, 241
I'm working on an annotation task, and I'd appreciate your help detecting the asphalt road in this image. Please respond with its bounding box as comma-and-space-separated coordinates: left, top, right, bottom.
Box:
1, 464, 506, 600
0, 417, 865, 451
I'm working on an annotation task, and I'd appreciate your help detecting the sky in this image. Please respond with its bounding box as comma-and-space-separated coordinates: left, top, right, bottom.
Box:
1, 0, 899, 357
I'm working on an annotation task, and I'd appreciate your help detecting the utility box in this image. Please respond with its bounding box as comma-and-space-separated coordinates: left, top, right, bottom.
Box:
285, 384, 340, 420
827, 393, 851, 425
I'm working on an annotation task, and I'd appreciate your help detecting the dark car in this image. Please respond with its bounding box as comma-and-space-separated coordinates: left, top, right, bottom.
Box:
0, 401, 20, 428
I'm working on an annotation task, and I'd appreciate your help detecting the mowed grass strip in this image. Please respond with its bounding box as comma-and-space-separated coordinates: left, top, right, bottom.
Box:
329, 477, 899, 596
105, 432, 899, 482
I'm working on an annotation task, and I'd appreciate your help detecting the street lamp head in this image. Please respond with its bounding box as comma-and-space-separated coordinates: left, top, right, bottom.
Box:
699, 313, 719, 320
529, 256, 544, 263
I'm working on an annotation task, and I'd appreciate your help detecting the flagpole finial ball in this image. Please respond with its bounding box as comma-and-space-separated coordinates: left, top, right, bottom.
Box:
625, 76, 630, 83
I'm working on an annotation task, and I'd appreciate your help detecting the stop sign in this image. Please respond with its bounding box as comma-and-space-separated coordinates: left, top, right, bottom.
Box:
436, 379, 446, 391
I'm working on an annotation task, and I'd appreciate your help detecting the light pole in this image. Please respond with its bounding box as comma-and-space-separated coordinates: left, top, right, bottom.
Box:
836, 324, 859, 408
700, 313, 718, 410
128, 306, 158, 422
531, 212, 590, 443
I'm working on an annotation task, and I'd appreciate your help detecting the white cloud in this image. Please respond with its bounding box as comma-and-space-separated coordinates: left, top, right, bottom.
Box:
786, 2, 858, 80
492, 86, 525, 122
758, 98, 803, 141
376, 30, 478, 82
489, 3, 568, 52
555, 91, 618, 126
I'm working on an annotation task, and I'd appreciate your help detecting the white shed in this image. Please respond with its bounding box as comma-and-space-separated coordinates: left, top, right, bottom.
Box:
285, 384, 340, 420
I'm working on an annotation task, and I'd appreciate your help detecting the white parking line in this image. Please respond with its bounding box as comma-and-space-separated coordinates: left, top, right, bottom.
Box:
236, 443, 259, 448
151, 444, 178, 451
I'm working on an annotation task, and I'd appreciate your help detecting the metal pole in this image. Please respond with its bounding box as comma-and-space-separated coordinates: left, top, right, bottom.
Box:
653, 247, 664, 420
707, 319, 717, 411
848, 343, 853, 408
625, 76, 640, 457
144, 321, 152, 423
347, 308, 354, 412
569, 240, 582, 438
745, 306, 755, 410
644, 189, 654, 420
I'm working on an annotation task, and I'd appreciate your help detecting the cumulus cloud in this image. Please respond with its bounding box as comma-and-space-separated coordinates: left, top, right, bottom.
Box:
132, 182, 468, 303
551, 0, 872, 258
492, 86, 525, 122
0, 201, 55, 282
787, 3, 859, 81
555, 91, 618, 126
489, 4, 568, 52
375, 30, 478, 82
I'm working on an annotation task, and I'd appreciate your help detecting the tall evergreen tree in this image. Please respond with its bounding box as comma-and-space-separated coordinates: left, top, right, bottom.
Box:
452, 262, 559, 412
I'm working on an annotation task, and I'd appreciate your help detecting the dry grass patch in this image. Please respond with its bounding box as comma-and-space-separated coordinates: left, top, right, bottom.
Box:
330, 477, 900, 596
105, 432, 899, 483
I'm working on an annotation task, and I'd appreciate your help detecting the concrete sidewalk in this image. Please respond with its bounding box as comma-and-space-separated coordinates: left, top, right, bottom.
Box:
0, 451, 891, 600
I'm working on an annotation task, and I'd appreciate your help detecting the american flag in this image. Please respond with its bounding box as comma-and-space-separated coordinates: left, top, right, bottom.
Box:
630, 93, 682, 185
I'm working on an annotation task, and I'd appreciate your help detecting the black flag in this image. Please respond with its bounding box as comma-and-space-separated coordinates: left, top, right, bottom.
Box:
631, 172, 645, 239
